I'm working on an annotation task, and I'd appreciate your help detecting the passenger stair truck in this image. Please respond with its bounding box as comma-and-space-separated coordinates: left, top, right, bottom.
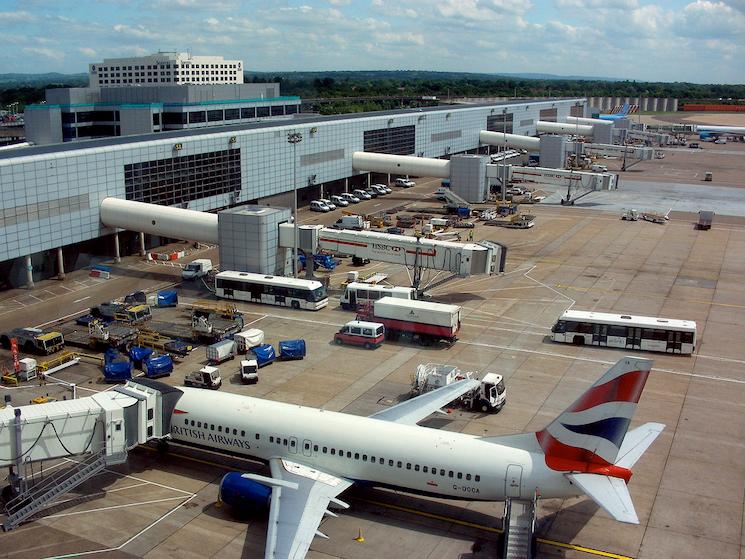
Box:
0, 379, 177, 530
411, 363, 506, 412
360, 297, 461, 345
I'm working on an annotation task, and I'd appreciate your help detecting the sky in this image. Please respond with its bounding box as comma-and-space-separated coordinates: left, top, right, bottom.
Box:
0, 0, 743, 83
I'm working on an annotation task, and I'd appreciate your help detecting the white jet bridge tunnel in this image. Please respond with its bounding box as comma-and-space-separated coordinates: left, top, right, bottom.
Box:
0, 379, 180, 530
99, 199, 506, 288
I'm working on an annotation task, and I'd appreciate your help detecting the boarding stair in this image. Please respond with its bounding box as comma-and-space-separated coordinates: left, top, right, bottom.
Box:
502, 492, 538, 559
3, 448, 126, 531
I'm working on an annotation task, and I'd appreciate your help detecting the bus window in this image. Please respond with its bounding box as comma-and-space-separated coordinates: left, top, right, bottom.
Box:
682, 332, 694, 344
552, 320, 566, 333
608, 325, 627, 337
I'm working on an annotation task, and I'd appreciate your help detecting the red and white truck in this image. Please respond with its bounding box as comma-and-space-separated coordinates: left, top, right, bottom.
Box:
362, 297, 461, 345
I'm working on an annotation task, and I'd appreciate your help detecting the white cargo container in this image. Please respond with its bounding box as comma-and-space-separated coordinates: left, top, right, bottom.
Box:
370, 297, 461, 344
234, 328, 265, 353
206, 339, 236, 364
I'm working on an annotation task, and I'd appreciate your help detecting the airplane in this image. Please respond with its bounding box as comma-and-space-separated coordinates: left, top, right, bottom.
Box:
599, 102, 631, 122
697, 125, 745, 141
152, 356, 663, 559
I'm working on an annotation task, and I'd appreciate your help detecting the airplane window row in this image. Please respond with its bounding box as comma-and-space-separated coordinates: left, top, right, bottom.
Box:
184, 420, 480, 483
266, 435, 481, 482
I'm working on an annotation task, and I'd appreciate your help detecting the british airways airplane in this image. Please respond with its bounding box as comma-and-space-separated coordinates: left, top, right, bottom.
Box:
150, 356, 662, 559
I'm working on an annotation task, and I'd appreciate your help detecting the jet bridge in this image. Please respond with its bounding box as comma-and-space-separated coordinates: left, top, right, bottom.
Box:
0, 379, 180, 530
279, 224, 506, 289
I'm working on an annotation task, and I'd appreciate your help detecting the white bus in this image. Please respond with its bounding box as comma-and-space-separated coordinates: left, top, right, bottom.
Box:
340, 282, 416, 310
215, 271, 328, 311
551, 310, 696, 355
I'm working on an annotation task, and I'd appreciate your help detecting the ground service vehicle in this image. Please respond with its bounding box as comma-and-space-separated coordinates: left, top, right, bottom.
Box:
340, 282, 416, 310
277, 339, 306, 360
340, 192, 360, 204
330, 195, 349, 207
215, 271, 328, 311
551, 309, 696, 354
372, 183, 391, 194
240, 359, 259, 383
206, 339, 237, 364
310, 200, 331, 212
353, 189, 371, 200
411, 363, 506, 412
234, 329, 265, 353
332, 215, 369, 231
92, 302, 152, 324
251, 344, 277, 367
181, 259, 213, 280
103, 348, 133, 382
156, 290, 178, 307
334, 321, 385, 349
184, 366, 222, 389
395, 178, 416, 188
143, 354, 173, 378
0, 328, 64, 355
318, 198, 336, 210
364, 297, 461, 345
697, 210, 714, 230
364, 188, 378, 198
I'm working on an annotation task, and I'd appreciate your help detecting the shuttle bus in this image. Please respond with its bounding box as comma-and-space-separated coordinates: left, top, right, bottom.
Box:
551, 310, 696, 355
215, 271, 328, 311
339, 282, 416, 310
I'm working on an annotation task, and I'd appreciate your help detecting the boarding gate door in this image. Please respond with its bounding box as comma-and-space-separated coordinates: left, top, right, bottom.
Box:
505, 464, 523, 499
289, 437, 298, 454
302, 439, 313, 457
592, 324, 608, 346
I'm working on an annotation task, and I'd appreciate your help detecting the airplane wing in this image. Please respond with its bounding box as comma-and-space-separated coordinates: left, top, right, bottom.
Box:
369, 378, 480, 425
566, 473, 638, 524
242, 458, 352, 559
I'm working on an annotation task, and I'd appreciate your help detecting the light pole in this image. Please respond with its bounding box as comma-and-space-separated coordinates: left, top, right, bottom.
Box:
287, 131, 303, 278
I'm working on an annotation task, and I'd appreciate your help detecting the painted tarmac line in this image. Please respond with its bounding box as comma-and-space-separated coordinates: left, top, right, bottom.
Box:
43, 495, 189, 519
52, 482, 152, 508
459, 340, 745, 385
72, 296, 91, 303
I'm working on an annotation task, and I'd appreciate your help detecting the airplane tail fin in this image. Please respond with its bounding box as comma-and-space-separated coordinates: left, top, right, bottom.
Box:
620, 102, 630, 115
536, 356, 653, 471
535, 357, 662, 524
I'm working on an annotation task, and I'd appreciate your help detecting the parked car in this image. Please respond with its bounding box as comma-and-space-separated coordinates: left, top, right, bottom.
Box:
353, 189, 372, 200
369, 185, 386, 196
373, 183, 392, 194
395, 178, 416, 188
330, 195, 349, 207
318, 198, 336, 210
340, 192, 360, 204
688, 142, 700, 149
310, 200, 331, 212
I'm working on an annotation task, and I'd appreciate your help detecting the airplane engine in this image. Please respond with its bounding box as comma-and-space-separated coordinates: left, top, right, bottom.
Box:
219, 472, 272, 512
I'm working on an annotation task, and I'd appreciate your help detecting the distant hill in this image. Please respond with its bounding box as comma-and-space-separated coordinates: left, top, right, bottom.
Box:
491, 72, 622, 82
245, 70, 622, 82
0, 73, 88, 87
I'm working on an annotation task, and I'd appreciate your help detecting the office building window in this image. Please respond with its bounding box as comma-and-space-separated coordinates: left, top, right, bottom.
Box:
363, 125, 415, 156
124, 148, 241, 206
270, 106, 285, 116
188, 111, 206, 123
224, 108, 240, 120
241, 107, 255, 119
207, 109, 223, 122
256, 106, 270, 118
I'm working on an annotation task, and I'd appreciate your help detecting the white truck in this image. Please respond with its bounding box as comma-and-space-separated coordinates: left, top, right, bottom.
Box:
363, 297, 461, 345
234, 328, 265, 353
206, 339, 236, 364
240, 359, 259, 384
181, 259, 213, 280
184, 366, 222, 389
333, 215, 370, 231
411, 363, 506, 412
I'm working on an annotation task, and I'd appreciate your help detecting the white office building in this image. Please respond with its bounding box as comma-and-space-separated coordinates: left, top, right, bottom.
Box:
89, 52, 244, 88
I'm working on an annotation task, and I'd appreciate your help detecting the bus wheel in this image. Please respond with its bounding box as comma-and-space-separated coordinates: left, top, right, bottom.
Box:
291, 301, 300, 310
572, 335, 585, 346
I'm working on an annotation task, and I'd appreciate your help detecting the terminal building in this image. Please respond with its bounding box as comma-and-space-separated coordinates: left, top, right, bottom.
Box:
0, 98, 584, 287
24, 52, 299, 145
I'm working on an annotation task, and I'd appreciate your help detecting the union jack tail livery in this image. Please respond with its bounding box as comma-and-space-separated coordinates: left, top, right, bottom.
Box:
536, 357, 664, 523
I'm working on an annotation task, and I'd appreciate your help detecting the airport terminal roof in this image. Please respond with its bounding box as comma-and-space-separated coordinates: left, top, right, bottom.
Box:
1, 98, 582, 161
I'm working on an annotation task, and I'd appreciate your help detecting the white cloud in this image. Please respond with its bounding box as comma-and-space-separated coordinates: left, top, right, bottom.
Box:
113, 24, 159, 40
78, 47, 98, 57
0, 10, 33, 22
23, 47, 65, 61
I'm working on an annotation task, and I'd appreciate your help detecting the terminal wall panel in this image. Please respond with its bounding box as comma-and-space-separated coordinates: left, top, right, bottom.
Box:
218, 205, 290, 274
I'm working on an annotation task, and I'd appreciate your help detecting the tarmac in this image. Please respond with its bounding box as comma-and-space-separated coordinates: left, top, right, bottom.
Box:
1, 149, 745, 558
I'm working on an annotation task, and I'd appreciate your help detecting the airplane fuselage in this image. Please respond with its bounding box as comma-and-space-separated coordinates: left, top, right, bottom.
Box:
169, 387, 578, 502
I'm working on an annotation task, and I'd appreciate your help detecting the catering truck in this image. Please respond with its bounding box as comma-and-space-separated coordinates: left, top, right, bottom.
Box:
361, 297, 461, 345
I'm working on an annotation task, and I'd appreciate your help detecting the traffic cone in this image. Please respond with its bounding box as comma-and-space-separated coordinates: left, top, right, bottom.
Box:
354, 528, 365, 543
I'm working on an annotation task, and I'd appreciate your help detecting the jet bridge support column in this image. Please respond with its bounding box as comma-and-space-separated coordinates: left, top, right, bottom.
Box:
10, 409, 25, 497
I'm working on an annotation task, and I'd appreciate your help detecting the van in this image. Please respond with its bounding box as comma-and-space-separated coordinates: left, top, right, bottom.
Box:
310, 200, 331, 212
591, 164, 608, 173
395, 178, 416, 188
334, 320, 385, 349
182, 259, 213, 280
